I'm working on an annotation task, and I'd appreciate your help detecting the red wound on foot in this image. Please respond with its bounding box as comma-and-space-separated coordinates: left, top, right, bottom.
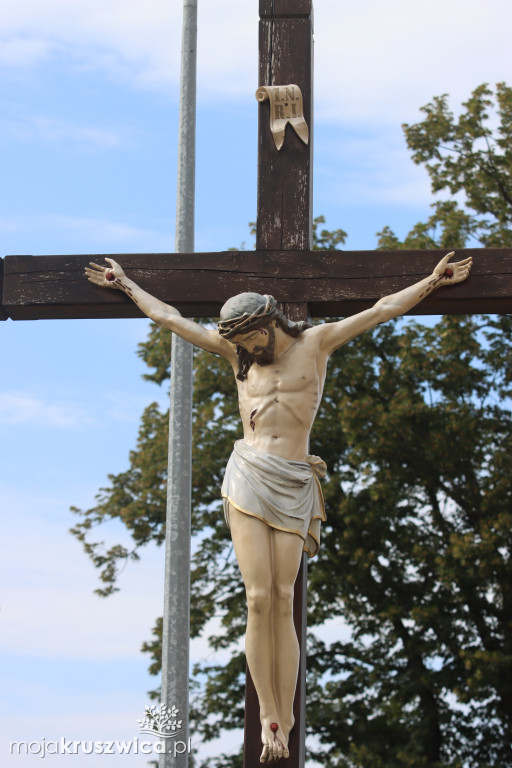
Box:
106, 271, 116, 281
444, 268, 454, 277
270, 723, 279, 733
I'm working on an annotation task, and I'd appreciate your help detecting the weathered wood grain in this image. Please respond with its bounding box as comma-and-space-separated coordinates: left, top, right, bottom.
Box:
0, 258, 7, 320
257, 10, 313, 250
260, 0, 312, 18
2, 248, 511, 320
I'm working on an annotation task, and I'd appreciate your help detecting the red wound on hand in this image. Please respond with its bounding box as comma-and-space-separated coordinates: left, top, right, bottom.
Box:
444, 268, 454, 278
106, 271, 116, 281
270, 723, 279, 733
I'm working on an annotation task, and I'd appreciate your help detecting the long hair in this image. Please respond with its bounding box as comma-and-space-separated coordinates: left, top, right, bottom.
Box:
234, 308, 310, 382
218, 292, 311, 381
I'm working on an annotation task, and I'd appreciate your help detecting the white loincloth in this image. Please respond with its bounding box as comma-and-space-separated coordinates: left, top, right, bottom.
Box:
221, 440, 327, 557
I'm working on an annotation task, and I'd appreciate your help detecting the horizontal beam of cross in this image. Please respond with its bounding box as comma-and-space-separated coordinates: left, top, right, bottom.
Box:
1, 247, 511, 321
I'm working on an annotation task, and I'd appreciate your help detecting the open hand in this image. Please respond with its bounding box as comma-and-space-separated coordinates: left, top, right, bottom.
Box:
85, 258, 126, 289
433, 252, 473, 286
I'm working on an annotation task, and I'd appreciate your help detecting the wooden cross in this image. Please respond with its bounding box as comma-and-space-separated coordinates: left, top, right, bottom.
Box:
1, 1, 511, 766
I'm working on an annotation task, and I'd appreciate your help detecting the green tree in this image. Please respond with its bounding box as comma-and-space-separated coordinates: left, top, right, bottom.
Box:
71, 87, 512, 767
306, 313, 512, 767
378, 82, 512, 249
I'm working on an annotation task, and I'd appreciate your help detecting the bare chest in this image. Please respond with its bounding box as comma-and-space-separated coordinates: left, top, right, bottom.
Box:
240, 345, 323, 399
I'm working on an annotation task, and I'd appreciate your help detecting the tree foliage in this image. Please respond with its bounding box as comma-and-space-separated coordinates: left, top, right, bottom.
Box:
71, 86, 512, 767
378, 82, 512, 250
306, 314, 512, 767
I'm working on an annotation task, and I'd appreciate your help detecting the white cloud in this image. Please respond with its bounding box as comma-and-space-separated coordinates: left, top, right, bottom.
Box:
0, 0, 257, 94
313, 615, 352, 646
101, 389, 169, 423
0, 391, 94, 428
0, 508, 165, 660
315, 126, 433, 208
0, 0, 509, 121
0, 0, 180, 78
39, 214, 168, 247
0, 482, 236, 665
0, 106, 130, 150
28, 116, 124, 150
0, 690, 165, 766
2, 580, 161, 660
0, 36, 53, 68
0, 388, 164, 430
0, 214, 173, 251
314, 0, 511, 125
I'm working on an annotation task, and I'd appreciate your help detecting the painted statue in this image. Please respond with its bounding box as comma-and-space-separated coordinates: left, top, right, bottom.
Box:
85, 252, 472, 763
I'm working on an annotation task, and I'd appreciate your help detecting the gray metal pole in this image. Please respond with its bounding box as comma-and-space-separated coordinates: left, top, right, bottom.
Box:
160, 2, 197, 766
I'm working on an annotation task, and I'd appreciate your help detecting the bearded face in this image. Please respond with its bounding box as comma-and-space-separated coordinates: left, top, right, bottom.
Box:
252, 326, 276, 366
230, 325, 276, 379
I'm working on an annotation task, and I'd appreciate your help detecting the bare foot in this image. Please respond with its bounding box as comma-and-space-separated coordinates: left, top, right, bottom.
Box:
260, 720, 289, 763
281, 714, 295, 747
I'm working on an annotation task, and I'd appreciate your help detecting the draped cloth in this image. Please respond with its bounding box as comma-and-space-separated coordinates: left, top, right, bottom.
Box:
221, 440, 327, 557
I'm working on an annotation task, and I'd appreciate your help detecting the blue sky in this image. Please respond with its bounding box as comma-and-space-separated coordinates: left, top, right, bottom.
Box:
1, 0, 510, 764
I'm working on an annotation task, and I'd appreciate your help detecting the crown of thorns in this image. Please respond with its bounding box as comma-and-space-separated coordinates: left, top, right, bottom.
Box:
217, 295, 277, 340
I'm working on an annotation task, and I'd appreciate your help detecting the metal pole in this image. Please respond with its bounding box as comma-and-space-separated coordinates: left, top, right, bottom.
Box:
160, 2, 197, 766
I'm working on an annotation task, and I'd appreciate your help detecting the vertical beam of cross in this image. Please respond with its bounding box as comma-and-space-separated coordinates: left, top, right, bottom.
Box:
256, 0, 313, 252
243, 3, 314, 767
160, 2, 197, 766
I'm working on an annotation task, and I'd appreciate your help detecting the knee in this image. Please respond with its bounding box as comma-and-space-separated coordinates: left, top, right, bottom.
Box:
246, 586, 272, 615
273, 583, 294, 617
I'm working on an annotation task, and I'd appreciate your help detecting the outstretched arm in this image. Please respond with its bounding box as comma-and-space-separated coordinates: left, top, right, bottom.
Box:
85, 259, 236, 360
315, 252, 472, 355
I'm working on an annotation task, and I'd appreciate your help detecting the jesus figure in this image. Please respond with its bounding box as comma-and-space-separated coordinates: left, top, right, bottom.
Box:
85, 252, 471, 763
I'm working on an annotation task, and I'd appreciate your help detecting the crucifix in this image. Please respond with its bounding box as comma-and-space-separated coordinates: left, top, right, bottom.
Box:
1, 1, 511, 766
